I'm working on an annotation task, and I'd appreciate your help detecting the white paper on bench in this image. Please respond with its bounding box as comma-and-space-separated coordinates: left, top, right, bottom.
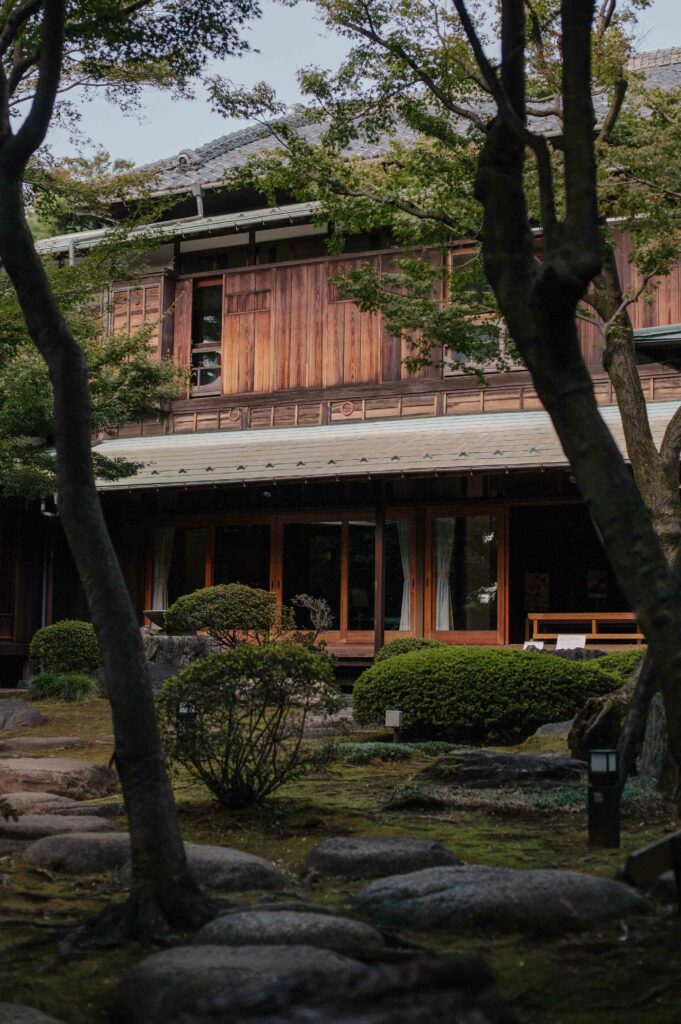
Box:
556, 634, 587, 650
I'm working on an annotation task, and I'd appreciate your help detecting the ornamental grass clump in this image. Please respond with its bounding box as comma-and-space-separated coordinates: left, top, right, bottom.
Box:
29, 671, 100, 702
353, 646, 621, 745
156, 643, 343, 808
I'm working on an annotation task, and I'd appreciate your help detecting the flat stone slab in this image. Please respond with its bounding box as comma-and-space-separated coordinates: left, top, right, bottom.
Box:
23, 832, 131, 873
114, 944, 364, 1024
0, 700, 44, 730
121, 843, 286, 892
533, 720, 574, 737
1, 792, 124, 817
0, 814, 118, 840
0, 1006, 65, 1024
306, 836, 460, 879
0, 758, 118, 800
194, 909, 384, 955
418, 750, 585, 789
355, 865, 649, 935
0, 736, 87, 753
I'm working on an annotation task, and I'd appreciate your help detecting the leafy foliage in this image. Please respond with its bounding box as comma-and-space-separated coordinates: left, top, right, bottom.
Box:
156, 644, 342, 808
29, 671, 101, 702
164, 584, 295, 647
353, 646, 621, 745
592, 648, 646, 685
29, 620, 100, 675
374, 637, 444, 663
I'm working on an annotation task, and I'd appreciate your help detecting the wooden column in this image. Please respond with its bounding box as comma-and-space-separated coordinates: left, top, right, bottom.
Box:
373, 489, 386, 654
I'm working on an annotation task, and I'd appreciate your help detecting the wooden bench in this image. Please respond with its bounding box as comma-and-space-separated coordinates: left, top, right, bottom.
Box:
525, 611, 644, 645
620, 830, 681, 908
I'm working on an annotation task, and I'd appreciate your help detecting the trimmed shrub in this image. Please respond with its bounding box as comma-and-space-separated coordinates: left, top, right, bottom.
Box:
353, 645, 620, 745
156, 643, 342, 808
29, 671, 100, 702
29, 620, 100, 674
590, 648, 645, 685
374, 637, 444, 663
164, 583, 287, 647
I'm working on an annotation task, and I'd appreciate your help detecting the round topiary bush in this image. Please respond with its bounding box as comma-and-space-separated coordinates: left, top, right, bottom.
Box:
353, 645, 621, 745
29, 671, 100, 702
29, 620, 100, 675
374, 637, 444, 663
156, 643, 342, 808
164, 583, 292, 647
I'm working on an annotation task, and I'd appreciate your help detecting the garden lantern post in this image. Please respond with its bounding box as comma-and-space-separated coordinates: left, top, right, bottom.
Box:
588, 749, 620, 848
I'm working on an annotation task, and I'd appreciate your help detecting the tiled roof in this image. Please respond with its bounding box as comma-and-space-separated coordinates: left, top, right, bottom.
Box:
94, 401, 681, 490
142, 48, 681, 194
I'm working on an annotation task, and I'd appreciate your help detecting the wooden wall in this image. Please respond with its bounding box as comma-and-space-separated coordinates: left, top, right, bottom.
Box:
111, 276, 163, 357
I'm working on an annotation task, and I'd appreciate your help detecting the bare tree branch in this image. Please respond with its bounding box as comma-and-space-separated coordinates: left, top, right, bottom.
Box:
599, 77, 627, 143
0, 0, 43, 58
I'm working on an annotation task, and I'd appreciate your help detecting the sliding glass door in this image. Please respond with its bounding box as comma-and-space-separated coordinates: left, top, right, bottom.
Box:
428, 509, 507, 643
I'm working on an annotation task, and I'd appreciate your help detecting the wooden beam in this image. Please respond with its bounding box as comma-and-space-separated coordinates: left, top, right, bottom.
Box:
374, 491, 386, 654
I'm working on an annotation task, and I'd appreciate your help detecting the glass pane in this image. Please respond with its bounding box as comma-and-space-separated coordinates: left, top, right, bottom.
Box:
192, 283, 222, 345
168, 528, 206, 605
283, 522, 341, 629
214, 525, 270, 591
385, 520, 412, 631
348, 522, 375, 630
434, 515, 498, 631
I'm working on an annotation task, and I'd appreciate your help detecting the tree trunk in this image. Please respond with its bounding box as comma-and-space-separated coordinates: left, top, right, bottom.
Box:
0, 168, 211, 941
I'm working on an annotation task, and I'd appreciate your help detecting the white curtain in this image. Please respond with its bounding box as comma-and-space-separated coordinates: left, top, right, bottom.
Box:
397, 520, 412, 630
435, 517, 455, 630
151, 527, 175, 610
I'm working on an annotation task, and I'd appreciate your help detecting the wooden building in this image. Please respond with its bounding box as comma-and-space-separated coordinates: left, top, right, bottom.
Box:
1, 48, 681, 684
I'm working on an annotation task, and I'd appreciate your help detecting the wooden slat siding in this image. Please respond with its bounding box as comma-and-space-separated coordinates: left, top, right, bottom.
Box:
173, 279, 193, 398
379, 253, 402, 381
111, 277, 163, 357
308, 262, 325, 388
325, 289, 344, 386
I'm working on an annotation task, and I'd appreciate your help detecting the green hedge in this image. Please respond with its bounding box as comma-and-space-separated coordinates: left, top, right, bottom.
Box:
353, 646, 621, 745
374, 637, 444, 663
593, 648, 645, 685
29, 620, 100, 675
29, 671, 100, 702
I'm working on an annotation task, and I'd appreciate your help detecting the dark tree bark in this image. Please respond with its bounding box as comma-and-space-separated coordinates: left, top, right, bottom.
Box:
453, 0, 681, 782
0, 0, 211, 940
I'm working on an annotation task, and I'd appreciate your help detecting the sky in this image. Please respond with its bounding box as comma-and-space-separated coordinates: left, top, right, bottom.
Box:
47, 0, 681, 167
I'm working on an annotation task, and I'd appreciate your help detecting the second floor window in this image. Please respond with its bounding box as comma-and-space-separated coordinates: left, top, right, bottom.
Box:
191, 280, 222, 393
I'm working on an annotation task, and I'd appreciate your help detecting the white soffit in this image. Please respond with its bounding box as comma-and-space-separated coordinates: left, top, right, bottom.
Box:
94, 401, 681, 491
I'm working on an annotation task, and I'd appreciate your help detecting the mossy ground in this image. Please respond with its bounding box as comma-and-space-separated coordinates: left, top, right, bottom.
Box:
1, 698, 680, 1023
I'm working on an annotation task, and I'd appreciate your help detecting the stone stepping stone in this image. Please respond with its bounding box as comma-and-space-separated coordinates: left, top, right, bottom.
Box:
0, 736, 87, 753
0, 814, 118, 840
306, 837, 460, 879
418, 749, 585, 789
0, 700, 44, 730
114, 945, 364, 1024
0, 1006, 65, 1024
194, 909, 384, 955
0, 757, 117, 800
23, 832, 131, 873
121, 843, 286, 892
355, 865, 650, 936
2, 792, 124, 817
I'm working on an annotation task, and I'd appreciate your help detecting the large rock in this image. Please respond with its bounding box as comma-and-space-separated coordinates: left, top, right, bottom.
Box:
114, 953, 513, 1024
194, 909, 384, 955
568, 688, 628, 761
533, 720, 574, 736
306, 836, 460, 879
1, 791, 123, 817
141, 628, 215, 667
0, 814, 118, 840
0, 1006, 65, 1024
120, 843, 286, 892
113, 944, 364, 1024
22, 832, 131, 873
0, 700, 44, 730
355, 865, 649, 936
0, 758, 118, 799
418, 750, 585, 789
0, 736, 86, 753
